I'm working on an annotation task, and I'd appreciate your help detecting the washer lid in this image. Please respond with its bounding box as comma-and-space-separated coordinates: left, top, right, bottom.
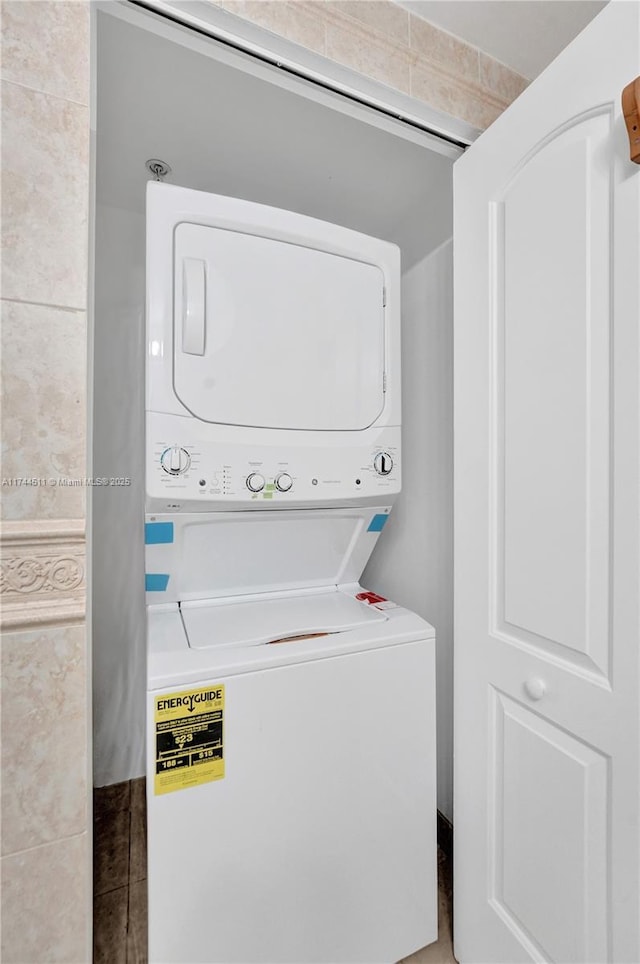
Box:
144, 508, 393, 605
180, 589, 387, 650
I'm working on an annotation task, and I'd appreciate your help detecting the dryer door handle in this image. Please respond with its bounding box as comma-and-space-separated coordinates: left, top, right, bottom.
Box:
182, 258, 206, 356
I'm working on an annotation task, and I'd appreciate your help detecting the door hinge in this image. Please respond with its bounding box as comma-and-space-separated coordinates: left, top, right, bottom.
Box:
382, 286, 387, 307
383, 372, 387, 393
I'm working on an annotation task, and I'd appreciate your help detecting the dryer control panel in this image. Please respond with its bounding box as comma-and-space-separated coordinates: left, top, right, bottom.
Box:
146, 418, 401, 512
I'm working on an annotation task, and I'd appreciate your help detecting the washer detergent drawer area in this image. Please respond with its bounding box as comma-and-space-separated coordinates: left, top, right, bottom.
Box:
174, 223, 385, 431
147, 636, 437, 964
181, 589, 388, 649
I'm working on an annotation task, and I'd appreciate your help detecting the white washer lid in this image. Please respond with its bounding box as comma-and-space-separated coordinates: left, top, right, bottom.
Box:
180, 589, 387, 650
145, 508, 394, 605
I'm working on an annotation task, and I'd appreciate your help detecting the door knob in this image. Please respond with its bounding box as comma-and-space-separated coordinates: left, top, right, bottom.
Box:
524, 677, 547, 701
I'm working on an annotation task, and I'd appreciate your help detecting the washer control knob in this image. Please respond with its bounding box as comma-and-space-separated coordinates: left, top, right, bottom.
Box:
246, 472, 265, 493
374, 452, 393, 476
276, 473, 293, 492
160, 446, 191, 475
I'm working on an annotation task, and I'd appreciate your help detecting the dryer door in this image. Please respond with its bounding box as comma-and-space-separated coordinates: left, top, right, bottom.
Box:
173, 224, 385, 430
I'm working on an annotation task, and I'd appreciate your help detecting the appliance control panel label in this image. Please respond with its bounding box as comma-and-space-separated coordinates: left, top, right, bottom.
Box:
154, 685, 224, 795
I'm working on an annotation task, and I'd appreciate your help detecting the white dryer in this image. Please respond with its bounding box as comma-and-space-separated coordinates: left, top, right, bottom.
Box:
145, 182, 401, 513
145, 185, 437, 963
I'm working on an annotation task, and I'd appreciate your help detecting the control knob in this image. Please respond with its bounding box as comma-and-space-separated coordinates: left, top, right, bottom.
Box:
275, 473, 293, 492
246, 473, 265, 493
160, 446, 191, 476
374, 452, 393, 476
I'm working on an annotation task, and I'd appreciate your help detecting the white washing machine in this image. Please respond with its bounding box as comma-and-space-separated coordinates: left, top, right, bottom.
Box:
145, 184, 437, 963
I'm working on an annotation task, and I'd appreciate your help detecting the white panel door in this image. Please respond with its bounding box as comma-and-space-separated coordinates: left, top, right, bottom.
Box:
454, 4, 639, 963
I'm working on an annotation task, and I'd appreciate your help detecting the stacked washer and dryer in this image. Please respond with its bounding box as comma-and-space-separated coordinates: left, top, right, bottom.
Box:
145, 182, 437, 963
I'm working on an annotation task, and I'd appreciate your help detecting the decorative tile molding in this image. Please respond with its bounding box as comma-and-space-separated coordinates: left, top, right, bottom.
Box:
0, 520, 86, 629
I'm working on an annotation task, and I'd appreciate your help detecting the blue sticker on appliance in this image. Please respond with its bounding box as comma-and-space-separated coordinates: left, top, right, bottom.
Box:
145, 522, 174, 545
367, 514, 389, 533
145, 573, 170, 592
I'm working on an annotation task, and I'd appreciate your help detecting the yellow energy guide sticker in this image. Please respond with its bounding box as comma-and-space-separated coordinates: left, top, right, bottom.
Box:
154, 685, 224, 795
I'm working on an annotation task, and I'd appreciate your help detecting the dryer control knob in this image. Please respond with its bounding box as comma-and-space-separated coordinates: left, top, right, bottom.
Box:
374, 452, 393, 476
160, 446, 191, 475
246, 472, 265, 493
275, 473, 293, 492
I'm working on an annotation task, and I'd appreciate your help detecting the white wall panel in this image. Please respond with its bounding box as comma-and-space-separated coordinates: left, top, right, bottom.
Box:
93, 203, 146, 785
364, 240, 453, 819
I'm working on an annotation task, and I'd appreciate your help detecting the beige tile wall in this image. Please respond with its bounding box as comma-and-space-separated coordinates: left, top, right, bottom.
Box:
0, 2, 91, 962
218, 0, 529, 128
0, 1, 525, 959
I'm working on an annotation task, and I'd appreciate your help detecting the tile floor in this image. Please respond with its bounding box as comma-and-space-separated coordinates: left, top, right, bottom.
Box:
93, 779, 147, 963
400, 848, 456, 964
93, 779, 456, 964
